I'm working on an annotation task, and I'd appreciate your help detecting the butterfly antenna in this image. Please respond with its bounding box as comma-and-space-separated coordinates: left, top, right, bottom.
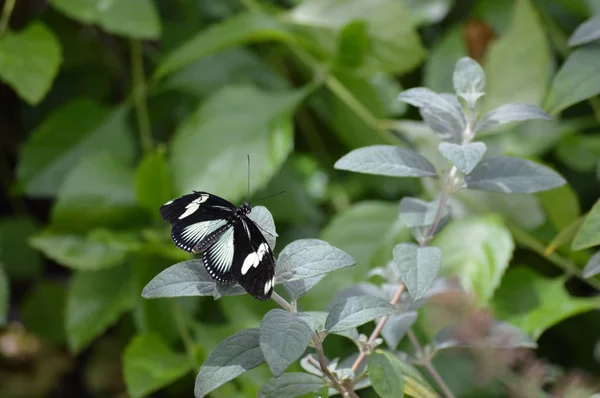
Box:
247, 154, 251, 202
253, 190, 286, 203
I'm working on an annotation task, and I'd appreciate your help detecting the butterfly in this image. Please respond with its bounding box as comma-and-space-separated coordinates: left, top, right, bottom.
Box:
160, 191, 276, 300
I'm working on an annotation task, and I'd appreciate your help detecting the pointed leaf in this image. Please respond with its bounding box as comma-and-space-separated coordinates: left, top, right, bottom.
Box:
258, 373, 326, 398
438, 142, 487, 175
325, 295, 397, 333
275, 239, 354, 284
334, 145, 436, 177
466, 156, 566, 193
284, 275, 325, 300
393, 243, 441, 300
135, 150, 173, 218
433, 215, 514, 305
368, 351, 405, 398
123, 333, 192, 398
572, 198, 600, 250
195, 328, 265, 397
475, 103, 551, 134
381, 311, 418, 350
0, 22, 61, 104
398, 197, 451, 228
453, 56, 486, 108
568, 15, 600, 46
0, 215, 42, 279
583, 251, 600, 279
260, 309, 313, 377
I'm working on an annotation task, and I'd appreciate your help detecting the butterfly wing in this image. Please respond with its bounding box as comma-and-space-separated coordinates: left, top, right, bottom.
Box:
229, 217, 276, 300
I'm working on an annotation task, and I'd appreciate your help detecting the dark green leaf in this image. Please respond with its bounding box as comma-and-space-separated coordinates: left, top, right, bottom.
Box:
258, 372, 326, 398
123, 333, 192, 398
0, 215, 42, 279
0, 264, 7, 326
537, 184, 580, 231
0, 22, 61, 104
393, 243, 441, 300
335, 20, 369, 70
21, 281, 66, 344
135, 149, 173, 218
17, 100, 135, 197
572, 198, 600, 250
66, 264, 136, 352
555, 134, 600, 173
50, 0, 161, 39
368, 351, 405, 398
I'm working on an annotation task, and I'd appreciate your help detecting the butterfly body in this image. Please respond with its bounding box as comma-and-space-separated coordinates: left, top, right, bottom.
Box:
160, 191, 276, 300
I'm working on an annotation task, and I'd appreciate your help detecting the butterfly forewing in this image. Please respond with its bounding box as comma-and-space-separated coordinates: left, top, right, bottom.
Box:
160, 191, 235, 224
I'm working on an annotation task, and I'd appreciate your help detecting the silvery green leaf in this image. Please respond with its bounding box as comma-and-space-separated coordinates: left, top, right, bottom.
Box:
583, 251, 600, 278
247, 205, 277, 250
434, 320, 536, 351
439, 92, 462, 110
259, 309, 313, 377
438, 142, 487, 174
398, 87, 466, 143
142, 260, 245, 299
258, 373, 326, 398
466, 156, 566, 193
298, 310, 360, 340
334, 145, 437, 177
393, 243, 441, 300
275, 239, 354, 284
474, 103, 551, 134
325, 295, 397, 333
381, 311, 418, 350
195, 328, 264, 397
398, 197, 452, 243
283, 274, 325, 300
300, 354, 324, 376
568, 15, 600, 46
453, 57, 486, 109
326, 283, 383, 311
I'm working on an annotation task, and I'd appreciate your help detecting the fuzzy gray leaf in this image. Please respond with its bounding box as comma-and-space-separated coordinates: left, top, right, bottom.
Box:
438, 142, 487, 175
325, 295, 397, 333
283, 274, 325, 300
474, 103, 551, 134
258, 373, 327, 398
381, 311, 418, 350
434, 320, 536, 351
453, 57, 486, 108
568, 15, 600, 46
393, 243, 441, 300
334, 145, 437, 177
583, 251, 600, 279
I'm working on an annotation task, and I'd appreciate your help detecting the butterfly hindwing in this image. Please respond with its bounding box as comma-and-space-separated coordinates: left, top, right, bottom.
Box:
201, 225, 237, 283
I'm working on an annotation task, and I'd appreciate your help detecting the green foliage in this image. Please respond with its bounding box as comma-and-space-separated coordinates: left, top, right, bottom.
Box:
368, 351, 405, 398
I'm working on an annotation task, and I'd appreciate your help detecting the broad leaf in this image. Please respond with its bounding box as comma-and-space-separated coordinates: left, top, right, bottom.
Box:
284, 275, 326, 300
195, 328, 265, 397
381, 311, 418, 350
395, 358, 437, 398
325, 295, 397, 333
453, 56, 486, 109
17, 100, 135, 197
393, 243, 441, 301
475, 103, 551, 134
368, 351, 405, 398
466, 156, 566, 193
135, 150, 173, 218
398, 88, 465, 142
568, 15, 600, 46
275, 239, 354, 284
537, 184, 581, 231
433, 215, 514, 305
66, 265, 136, 352
334, 20, 369, 70
583, 251, 600, 279
545, 43, 600, 115
572, 198, 600, 250
555, 134, 600, 173
247, 206, 278, 250
0, 264, 7, 326
31, 228, 140, 271
123, 333, 192, 398
438, 142, 487, 175
21, 281, 66, 344
50, 0, 161, 39
0, 22, 61, 104
434, 320, 536, 351
492, 268, 600, 339
142, 260, 245, 299
483, 0, 550, 110
259, 309, 313, 377
0, 216, 42, 279
170, 85, 305, 200
289, 0, 425, 74
398, 197, 451, 243
334, 145, 436, 177
258, 372, 326, 398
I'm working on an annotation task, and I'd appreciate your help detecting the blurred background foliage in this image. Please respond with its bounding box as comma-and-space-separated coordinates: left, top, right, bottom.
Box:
0, 0, 600, 397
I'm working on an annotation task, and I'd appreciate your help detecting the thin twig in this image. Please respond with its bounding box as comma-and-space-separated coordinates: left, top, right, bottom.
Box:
313, 335, 359, 398
408, 329, 455, 398
130, 40, 154, 154
0, 0, 15, 36
271, 291, 293, 312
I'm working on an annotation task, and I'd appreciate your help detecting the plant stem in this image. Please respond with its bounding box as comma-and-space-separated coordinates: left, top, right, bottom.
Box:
313, 335, 359, 398
407, 329, 455, 398
171, 300, 198, 369
271, 291, 293, 311
130, 40, 153, 154
0, 0, 15, 36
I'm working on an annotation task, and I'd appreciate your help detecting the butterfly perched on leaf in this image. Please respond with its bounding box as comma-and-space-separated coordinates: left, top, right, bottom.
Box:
160, 191, 276, 300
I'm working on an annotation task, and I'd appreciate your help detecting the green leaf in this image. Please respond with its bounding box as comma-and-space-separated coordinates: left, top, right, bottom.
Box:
31, 228, 140, 271
170, 85, 305, 200
66, 264, 136, 352
568, 15, 600, 46
50, 0, 161, 39
393, 243, 441, 300
258, 373, 326, 398
0, 264, 7, 326
21, 281, 66, 344
51, 152, 146, 233
392, 357, 437, 398
156, 13, 299, 79
368, 351, 405, 398
424, 26, 468, 93
0, 215, 42, 279
483, 0, 551, 110
335, 20, 369, 70
537, 184, 580, 231
433, 215, 514, 305
583, 251, 600, 279
123, 333, 192, 398
135, 149, 173, 218
545, 43, 600, 115
0, 22, 61, 104
17, 99, 135, 197
555, 134, 600, 173
289, 0, 425, 74
492, 267, 600, 339
325, 295, 397, 332
572, 198, 600, 250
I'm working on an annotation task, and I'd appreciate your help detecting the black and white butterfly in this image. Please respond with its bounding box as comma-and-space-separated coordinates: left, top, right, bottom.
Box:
159, 191, 276, 300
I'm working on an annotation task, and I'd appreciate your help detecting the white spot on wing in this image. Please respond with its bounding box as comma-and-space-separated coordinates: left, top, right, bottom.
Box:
163, 199, 174, 206
178, 219, 225, 250
178, 194, 209, 219
240, 243, 270, 275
